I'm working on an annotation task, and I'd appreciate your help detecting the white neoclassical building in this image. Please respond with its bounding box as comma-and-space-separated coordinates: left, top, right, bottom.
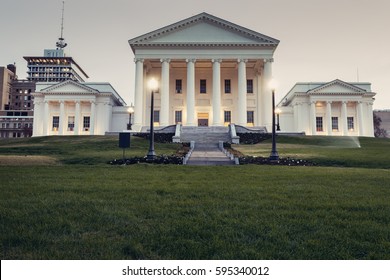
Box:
128, 12, 279, 132
277, 79, 376, 137
30, 13, 376, 137
32, 80, 128, 136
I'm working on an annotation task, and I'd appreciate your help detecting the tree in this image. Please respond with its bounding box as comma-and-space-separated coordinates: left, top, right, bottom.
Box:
373, 113, 388, 138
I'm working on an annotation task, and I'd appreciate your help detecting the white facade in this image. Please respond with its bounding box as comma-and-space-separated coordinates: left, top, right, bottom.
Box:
32, 80, 127, 136
128, 12, 279, 131
277, 80, 376, 137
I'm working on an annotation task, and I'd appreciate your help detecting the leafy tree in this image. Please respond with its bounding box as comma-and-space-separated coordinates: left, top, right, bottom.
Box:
373, 113, 388, 137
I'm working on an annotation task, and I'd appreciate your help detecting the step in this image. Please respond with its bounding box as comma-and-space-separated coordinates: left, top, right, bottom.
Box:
186, 142, 235, 166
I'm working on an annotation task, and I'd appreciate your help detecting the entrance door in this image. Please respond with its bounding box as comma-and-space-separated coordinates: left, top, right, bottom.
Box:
197, 113, 209, 127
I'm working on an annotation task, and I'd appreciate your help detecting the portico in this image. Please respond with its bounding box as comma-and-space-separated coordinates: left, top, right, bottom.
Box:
32, 80, 126, 136
277, 79, 376, 137
128, 13, 279, 132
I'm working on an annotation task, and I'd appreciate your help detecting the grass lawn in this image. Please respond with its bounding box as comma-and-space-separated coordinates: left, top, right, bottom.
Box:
0, 135, 389, 259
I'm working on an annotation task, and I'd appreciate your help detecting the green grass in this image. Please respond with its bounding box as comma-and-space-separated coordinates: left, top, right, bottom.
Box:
0, 135, 389, 259
0, 135, 181, 165
234, 135, 390, 169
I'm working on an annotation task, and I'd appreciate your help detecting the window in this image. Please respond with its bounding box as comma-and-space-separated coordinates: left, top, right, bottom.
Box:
224, 79, 231, 94
153, 110, 160, 123
224, 111, 231, 124
347, 117, 354, 131
52, 116, 59, 131
331, 117, 339, 131
176, 80, 182, 93
247, 111, 254, 124
247, 79, 253, 93
200, 79, 207, 93
175, 111, 182, 124
83, 116, 90, 131
316, 117, 323, 132
68, 116, 75, 131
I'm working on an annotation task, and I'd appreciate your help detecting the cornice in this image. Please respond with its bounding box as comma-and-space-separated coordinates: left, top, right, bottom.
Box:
308, 79, 367, 94
40, 80, 98, 94
131, 42, 277, 49
128, 12, 279, 51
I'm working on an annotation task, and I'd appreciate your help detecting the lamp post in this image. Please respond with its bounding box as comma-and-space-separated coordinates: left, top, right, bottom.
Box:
146, 78, 158, 161
127, 105, 134, 130
269, 79, 279, 162
275, 108, 281, 131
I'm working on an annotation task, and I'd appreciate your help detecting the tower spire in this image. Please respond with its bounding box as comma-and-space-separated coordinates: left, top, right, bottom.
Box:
56, 1, 67, 49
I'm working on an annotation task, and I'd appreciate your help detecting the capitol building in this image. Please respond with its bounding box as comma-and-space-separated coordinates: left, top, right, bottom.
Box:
30, 13, 375, 138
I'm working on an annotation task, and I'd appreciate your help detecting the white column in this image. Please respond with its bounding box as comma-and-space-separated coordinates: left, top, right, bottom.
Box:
237, 59, 248, 126
160, 58, 170, 126
262, 58, 273, 130
310, 101, 317, 135
293, 102, 299, 132
74, 101, 81, 135
186, 59, 196, 126
59, 101, 65, 135
32, 101, 42, 136
90, 101, 96, 135
134, 58, 144, 127
326, 101, 332, 136
341, 101, 348, 136
357, 101, 364, 136
43, 101, 49, 135
212, 59, 222, 126
367, 101, 374, 136
256, 68, 262, 126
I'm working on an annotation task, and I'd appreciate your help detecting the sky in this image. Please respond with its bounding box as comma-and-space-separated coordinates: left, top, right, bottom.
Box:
1, 0, 389, 109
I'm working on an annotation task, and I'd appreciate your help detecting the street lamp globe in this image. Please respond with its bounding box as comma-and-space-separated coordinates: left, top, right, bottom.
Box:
148, 78, 158, 91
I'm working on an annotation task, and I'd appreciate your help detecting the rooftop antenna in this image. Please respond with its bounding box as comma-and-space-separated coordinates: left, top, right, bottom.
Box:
56, 1, 67, 49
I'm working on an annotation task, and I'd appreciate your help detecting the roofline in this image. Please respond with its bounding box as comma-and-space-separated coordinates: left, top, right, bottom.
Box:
128, 12, 279, 53
277, 80, 373, 107
23, 56, 89, 79
36, 81, 126, 106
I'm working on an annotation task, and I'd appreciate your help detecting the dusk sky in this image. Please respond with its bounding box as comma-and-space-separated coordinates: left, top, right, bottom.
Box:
1, 0, 389, 109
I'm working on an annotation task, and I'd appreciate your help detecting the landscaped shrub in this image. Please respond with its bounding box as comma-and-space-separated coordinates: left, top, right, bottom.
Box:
237, 133, 271, 144
133, 133, 174, 143
108, 155, 183, 165
239, 156, 316, 166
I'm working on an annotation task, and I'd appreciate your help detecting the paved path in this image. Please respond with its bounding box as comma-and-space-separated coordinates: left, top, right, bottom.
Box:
186, 143, 235, 166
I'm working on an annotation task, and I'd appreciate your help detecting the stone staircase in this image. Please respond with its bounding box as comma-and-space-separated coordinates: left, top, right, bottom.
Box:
180, 127, 235, 165
180, 126, 231, 143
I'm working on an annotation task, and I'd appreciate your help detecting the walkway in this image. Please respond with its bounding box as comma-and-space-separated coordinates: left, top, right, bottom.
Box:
180, 127, 235, 166
186, 143, 235, 166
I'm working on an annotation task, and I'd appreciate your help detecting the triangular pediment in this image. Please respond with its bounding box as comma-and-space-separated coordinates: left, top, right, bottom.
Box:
129, 12, 279, 50
308, 79, 367, 95
40, 80, 99, 94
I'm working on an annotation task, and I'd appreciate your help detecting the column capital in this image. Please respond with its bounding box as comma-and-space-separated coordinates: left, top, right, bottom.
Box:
134, 58, 144, 63
160, 58, 171, 63
186, 58, 196, 63
310, 101, 317, 105
237, 58, 248, 63
326, 101, 332, 104
263, 58, 274, 63
211, 59, 222, 63
342, 101, 348, 104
